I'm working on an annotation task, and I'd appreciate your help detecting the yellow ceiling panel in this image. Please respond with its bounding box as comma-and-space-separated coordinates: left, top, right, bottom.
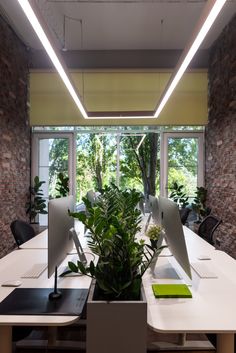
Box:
30, 69, 208, 126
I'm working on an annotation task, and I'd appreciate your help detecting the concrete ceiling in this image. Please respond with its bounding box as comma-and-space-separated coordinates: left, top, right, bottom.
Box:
0, 0, 235, 68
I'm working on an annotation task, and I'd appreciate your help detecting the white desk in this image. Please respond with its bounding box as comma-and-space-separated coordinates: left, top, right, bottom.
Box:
3, 224, 236, 353
0, 248, 92, 353
19, 229, 48, 249
142, 226, 236, 353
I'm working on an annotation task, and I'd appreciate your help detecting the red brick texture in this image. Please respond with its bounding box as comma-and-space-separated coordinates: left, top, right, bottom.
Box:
0, 15, 30, 258
206, 15, 236, 258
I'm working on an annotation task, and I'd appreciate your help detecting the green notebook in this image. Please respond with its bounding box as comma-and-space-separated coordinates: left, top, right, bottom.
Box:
152, 284, 192, 298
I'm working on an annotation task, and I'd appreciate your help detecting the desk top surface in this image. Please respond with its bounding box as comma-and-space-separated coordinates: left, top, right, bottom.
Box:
2, 222, 236, 332
0, 248, 92, 326
19, 230, 48, 249
143, 226, 236, 333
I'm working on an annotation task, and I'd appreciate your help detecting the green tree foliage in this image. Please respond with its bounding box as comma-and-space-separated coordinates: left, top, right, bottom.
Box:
168, 138, 197, 175
55, 172, 69, 197
49, 138, 69, 198
167, 137, 198, 198
120, 132, 160, 198
47, 131, 199, 205
76, 134, 116, 200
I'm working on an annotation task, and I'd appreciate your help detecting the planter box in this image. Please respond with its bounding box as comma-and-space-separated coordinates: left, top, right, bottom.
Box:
87, 281, 147, 353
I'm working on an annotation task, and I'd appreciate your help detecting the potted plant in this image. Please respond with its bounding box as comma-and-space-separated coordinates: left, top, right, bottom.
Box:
169, 181, 189, 208
146, 224, 166, 275
192, 186, 211, 223
68, 185, 158, 353
25, 176, 48, 228
146, 224, 163, 249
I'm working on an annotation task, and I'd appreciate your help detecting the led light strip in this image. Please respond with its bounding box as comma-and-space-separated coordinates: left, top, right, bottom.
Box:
17, 0, 88, 119
17, 0, 226, 121
154, 0, 227, 118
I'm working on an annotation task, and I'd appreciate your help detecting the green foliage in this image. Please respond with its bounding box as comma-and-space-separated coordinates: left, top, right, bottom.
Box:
49, 139, 69, 198
76, 134, 116, 201
26, 176, 47, 223
169, 181, 189, 208
167, 137, 198, 197
120, 133, 160, 197
47, 131, 198, 208
192, 187, 211, 220
146, 224, 163, 241
168, 137, 198, 176
68, 185, 155, 300
55, 172, 69, 197
146, 224, 164, 250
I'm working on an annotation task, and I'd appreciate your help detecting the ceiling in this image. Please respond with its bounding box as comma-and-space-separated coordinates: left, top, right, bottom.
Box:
0, 0, 235, 124
0, 0, 235, 62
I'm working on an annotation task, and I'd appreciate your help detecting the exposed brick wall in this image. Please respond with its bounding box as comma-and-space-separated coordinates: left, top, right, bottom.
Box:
206, 14, 236, 258
0, 15, 30, 258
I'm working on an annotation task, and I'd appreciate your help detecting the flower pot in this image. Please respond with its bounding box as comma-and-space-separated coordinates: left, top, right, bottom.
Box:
149, 251, 160, 276
86, 280, 147, 353
150, 239, 158, 249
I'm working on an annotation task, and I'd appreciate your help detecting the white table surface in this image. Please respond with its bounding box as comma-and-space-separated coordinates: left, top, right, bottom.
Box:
2, 220, 236, 352
19, 230, 48, 249
143, 226, 236, 352
0, 249, 92, 326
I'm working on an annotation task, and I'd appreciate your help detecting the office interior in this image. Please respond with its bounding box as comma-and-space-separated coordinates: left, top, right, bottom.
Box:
0, 0, 236, 352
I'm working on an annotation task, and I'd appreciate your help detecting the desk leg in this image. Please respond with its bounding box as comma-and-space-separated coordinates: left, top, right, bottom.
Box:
177, 333, 186, 346
217, 333, 234, 353
0, 326, 12, 353
48, 326, 57, 346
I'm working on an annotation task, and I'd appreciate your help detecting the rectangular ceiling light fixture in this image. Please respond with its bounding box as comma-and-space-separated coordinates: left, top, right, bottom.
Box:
17, 0, 88, 119
18, 0, 226, 121
154, 0, 227, 118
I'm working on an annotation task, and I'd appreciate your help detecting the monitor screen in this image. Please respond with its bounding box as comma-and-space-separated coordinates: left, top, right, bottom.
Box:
48, 195, 74, 278
159, 196, 192, 280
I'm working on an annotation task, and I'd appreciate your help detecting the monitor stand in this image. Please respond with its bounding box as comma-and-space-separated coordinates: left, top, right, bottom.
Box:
152, 257, 182, 279
49, 266, 61, 300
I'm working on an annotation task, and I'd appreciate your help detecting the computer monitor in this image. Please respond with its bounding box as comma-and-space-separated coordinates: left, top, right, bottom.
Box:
144, 195, 159, 233
159, 196, 192, 280
48, 195, 74, 298
149, 195, 159, 224
138, 197, 145, 215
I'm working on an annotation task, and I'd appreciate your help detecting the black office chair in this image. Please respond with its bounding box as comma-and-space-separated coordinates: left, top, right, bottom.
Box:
179, 207, 191, 225
197, 215, 222, 245
10, 220, 36, 247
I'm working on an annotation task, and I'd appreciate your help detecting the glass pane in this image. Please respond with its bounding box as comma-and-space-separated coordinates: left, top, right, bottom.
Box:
75, 131, 161, 208
119, 135, 145, 192
167, 137, 198, 204
76, 133, 117, 203
119, 133, 160, 197
38, 138, 69, 225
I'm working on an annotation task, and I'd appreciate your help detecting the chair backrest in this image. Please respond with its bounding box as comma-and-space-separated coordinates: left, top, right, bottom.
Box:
197, 215, 222, 245
179, 207, 191, 225
86, 190, 96, 205
10, 220, 36, 247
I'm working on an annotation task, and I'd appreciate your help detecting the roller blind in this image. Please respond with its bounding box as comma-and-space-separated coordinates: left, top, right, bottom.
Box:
29, 69, 207, 126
